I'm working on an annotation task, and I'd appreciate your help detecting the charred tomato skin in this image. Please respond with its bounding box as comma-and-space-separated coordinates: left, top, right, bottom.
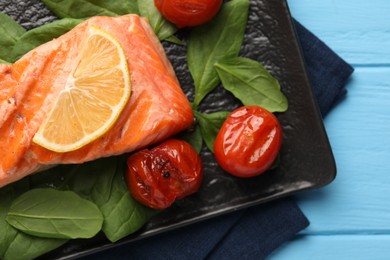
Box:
214, 106, 282, 178
154, 0, 223, 28
126, 139, 203, 209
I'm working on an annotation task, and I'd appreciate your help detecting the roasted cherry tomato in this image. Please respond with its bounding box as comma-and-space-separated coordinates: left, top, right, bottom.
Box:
154, 0, 223, 28
126, 139, 203, 209
214, 106, 282, 178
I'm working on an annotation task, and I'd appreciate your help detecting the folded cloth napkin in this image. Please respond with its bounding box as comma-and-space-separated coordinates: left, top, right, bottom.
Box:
87, 20, 354, 260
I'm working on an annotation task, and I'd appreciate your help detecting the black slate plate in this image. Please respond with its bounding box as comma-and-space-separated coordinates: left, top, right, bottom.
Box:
1, 0, 336, 259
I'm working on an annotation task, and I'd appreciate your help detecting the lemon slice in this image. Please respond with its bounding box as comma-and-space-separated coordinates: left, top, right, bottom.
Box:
33, 26, 131, 152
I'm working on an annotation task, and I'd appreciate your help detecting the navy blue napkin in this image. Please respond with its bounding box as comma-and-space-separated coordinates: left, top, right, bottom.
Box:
87, 20, 354, 260
294, 20, 354, 116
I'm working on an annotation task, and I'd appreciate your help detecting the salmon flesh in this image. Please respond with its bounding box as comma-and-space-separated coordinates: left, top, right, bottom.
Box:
0, 15, 193, 187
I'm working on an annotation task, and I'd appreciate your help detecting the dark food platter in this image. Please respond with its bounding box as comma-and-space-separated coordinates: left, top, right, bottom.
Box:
1, 0, 336, 259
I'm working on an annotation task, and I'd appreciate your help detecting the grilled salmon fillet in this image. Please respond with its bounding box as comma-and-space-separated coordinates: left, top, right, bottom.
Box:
0, 15, 193, 188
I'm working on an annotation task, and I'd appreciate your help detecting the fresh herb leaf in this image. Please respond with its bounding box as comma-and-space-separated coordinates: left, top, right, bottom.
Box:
0, 58, 10, 64
95, 158, 156, 242
0, 12, 25, 62
0, 182, 29, 259
187, 0, 249, 107
194, 110, 230, 153
56, 157, 117, 201
138, 0, 177, 41
165, 35, 184, 45
10, 18, 82, 62
84, 0, 139, 15
42, 0, 120, 18
6, 188, 103, 239
42, 0, 175, 41
42, 0, 139, 18
0, 181, 67, 260
23, 157, 156, 243
3, 234, 67, 260
215, 57, 288, 112
83, 157, 120, 205
177, 124, 203, 153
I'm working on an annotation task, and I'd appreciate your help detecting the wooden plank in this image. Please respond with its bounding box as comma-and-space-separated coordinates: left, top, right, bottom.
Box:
271, 1, 390, 259
288, 0, 390, 65
294, 67, 390, 233
269, 235, 390, 259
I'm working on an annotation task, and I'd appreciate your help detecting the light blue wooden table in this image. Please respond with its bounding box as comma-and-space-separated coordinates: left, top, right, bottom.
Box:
270, 0, 390, 259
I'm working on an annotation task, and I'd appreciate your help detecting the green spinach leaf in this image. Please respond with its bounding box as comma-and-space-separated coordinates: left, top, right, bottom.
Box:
0, 12, 25, 62
56, 157, 117, 201
42, 0, 175, 41
10, 18, 83, 62
95, 157, 156, 242
177, 124, 203, 153
42, 0, 132, 18
0, 58, 10, 64
164, 35, 184, 45
3, 234, 67, 260
6, 188, 103, 239
0, 181, 67, 260
194, 110, 230, 153
86, 0, 139, 15
215, 57, 288, 112
0, 182, 29, 259
187, 0, 249, 107
138, 0, 177, 41
22, 157, 156, 243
